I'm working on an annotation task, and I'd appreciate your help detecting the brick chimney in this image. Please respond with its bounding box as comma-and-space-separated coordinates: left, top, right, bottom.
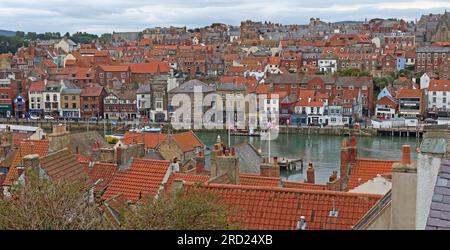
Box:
260, 156, 280, 178
210, 141, 223, 177
195, 151, 205, 173
340, 138, 350, 180
401, 144, 411, 164
349, 136, 358, 164
306, 162, 315, 184
391, 144, 417, 229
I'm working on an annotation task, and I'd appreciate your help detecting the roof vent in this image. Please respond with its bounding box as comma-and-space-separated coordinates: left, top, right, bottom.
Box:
296, 216, 307, 230
329, 200, 339, 218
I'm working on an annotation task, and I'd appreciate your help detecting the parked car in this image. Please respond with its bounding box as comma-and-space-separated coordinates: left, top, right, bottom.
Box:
424, 118, 438, 124
30, 115, 40, 120
44, 115, 55, 120
88, 117, 98, 122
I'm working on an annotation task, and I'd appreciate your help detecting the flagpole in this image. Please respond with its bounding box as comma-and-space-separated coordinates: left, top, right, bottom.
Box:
268, 128, 271, 163
228, 125, 231, 148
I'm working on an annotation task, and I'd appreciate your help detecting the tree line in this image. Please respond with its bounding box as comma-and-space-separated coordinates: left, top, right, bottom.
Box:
0, 31, 113, 54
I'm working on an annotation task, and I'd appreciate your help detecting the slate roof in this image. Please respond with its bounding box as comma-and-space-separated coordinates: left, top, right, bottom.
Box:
168, 79, 215, 94
234, 142, 263, 173
426, 158, 450, 230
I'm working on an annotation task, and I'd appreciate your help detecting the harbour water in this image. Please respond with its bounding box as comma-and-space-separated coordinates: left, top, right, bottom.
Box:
195, 132, 420, 184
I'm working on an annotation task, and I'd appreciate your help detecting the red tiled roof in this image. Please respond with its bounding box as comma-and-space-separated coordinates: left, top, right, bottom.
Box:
282, 181, 327, 190
122, 132, 167, 149
3, 140, 49, 186
102, 158, 171, 202
125, 61, 171, 74
86, 162, 118, 192
28, 81, 45, 92
80, 86, 104, 97
240, 174, 280, 187
347, 158, 398, 190
39, 149, 87, 183
11, 132, 32, 148
428, 80, 450, 92
376, 96, 397, 108
170, 131, 204, 152
184, 182, 381, 230
99, 65, 129, 72
396, 88, 423, 98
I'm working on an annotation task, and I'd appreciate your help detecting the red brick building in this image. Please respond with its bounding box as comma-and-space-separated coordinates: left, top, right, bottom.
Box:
80, 85, 107, 119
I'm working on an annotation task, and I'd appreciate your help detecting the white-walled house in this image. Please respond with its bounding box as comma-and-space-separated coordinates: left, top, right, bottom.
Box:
420, 73, 431, 89
427, 80, 450, 112
375, 96, 398, 119
318, 59, 337, 73
54, 38, 77, 54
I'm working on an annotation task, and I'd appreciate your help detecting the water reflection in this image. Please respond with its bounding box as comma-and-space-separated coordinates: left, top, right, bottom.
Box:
196, 132, 419, 184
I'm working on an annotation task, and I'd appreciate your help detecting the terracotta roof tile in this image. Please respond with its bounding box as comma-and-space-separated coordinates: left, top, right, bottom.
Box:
184, 182, 381, 230
102, 158, 171, 202
39, 149, 87, 183
122, 132, 167, 149
3, 140, 49, 186
82, 162, 118, 192
282, 181, 327, 190
347, 158, 398, 190
170, 131, 204, 152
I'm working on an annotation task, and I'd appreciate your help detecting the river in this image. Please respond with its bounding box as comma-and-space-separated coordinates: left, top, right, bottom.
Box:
195, 132, 420, 184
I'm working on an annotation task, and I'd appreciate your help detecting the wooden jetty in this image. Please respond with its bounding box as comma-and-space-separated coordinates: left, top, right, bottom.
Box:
278, 157, 304, 171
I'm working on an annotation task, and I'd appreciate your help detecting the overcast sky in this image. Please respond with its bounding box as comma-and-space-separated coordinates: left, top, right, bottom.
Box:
1, 0, 449, 34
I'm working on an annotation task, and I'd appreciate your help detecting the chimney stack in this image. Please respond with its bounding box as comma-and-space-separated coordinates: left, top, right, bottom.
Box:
210, 140, 223, 177
260, 156, 280, 178
306, 162, 315, 184
21, 154, 41, 178
48, 124, 71, 152
401, 145, 411, 165
195, 151, 205, 173
211, 147, 240, 184
340, 139, 349, 180
391, 144, 417, 229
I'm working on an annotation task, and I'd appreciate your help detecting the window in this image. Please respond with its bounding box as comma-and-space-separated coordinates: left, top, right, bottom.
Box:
64, 96, 68, 101
53, 94, 57, 102
46, 94, 50, 101
99, 73, 104, 78
433, 97, 437, 103
72, 103, 76, 109
433, 91, 436, 96
72, 95, 76, 100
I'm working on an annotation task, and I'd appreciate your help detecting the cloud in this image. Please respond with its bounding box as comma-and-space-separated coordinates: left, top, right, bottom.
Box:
0, 0, 448, 34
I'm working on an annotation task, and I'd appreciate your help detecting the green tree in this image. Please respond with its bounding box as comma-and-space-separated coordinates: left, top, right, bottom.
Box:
99, 33, 112, 44
25, 32, 37, 41
15, 31, 25, 38
0, 168, 109, 230
71, 32, 98, 44
121, 188, 236, 230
